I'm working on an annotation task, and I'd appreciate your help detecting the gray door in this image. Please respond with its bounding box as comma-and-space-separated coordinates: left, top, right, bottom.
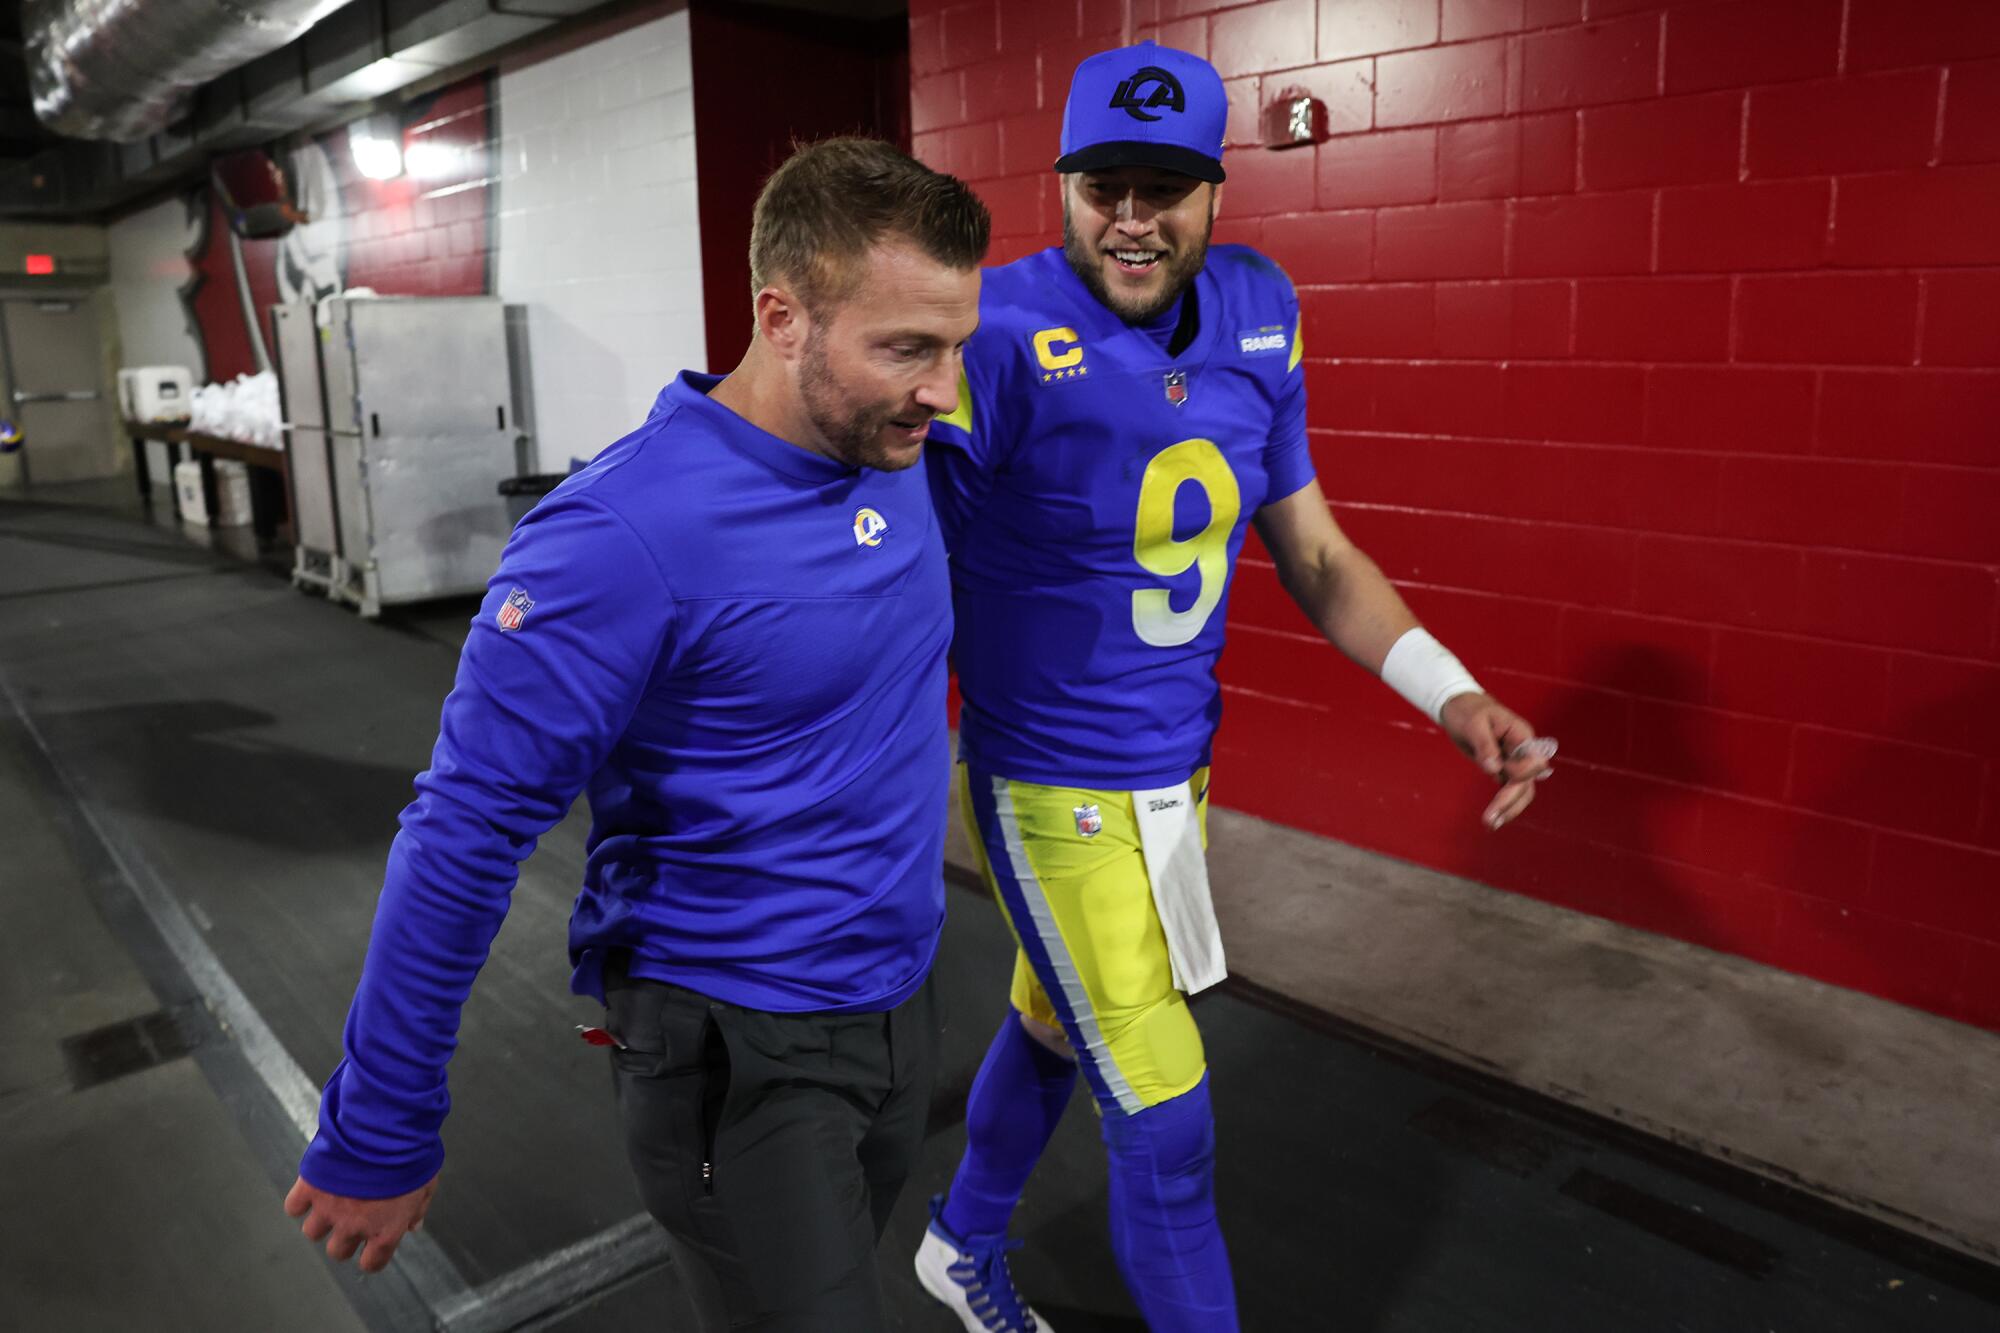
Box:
2, 297, 116, 484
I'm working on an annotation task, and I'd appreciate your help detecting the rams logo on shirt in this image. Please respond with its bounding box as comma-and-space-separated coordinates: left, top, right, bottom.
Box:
1032, 326, 1089, 384
1238, 325, 1289, 357
853, 507, 889, 547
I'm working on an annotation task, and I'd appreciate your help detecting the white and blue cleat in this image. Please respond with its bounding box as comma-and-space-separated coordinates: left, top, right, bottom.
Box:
914, 1195, 1054, 1333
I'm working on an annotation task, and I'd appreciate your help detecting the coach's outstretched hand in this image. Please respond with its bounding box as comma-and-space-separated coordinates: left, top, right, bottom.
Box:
1438, 693, 1553, 831
284, 1173, 438, 1273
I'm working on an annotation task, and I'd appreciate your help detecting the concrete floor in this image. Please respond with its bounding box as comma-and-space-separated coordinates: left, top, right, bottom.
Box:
4, 477, 1997, 1332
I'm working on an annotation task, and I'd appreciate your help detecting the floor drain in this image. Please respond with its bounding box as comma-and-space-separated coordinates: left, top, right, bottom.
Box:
60, 1006, 197, 1091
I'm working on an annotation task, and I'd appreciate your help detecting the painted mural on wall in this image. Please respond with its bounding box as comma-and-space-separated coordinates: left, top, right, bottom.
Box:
184, 74, 495, 383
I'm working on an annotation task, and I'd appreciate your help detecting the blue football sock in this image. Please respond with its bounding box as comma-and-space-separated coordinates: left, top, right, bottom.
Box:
1100, 1073, 1238, 1332
941, 1014, 1079, 1242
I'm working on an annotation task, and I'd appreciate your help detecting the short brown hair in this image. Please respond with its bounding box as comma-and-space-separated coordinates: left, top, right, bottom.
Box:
749, 137, 990, 313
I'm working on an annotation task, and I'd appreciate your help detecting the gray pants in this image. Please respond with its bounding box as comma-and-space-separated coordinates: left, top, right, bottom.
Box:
605, 962, 938, 1330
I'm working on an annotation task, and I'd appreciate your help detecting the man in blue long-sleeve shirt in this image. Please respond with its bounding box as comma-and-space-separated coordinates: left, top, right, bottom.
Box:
282, 138, 988, 1329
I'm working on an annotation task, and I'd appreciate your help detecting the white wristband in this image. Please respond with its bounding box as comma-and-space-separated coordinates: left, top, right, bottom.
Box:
1380, 627, 1483, 724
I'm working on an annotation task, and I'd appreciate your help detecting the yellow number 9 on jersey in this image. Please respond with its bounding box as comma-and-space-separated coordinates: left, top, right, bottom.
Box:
1132, 438, 1242, 647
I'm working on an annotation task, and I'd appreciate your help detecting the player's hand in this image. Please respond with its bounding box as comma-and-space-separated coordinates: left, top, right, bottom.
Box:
1437, 692, 1553, 831
284, 1173, 438, 1273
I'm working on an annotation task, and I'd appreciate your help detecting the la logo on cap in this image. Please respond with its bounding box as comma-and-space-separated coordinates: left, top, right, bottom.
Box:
1110, 65, 1185, 121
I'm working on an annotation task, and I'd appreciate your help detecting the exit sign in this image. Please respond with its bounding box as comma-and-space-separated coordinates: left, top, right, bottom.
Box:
24, 254, 54, 275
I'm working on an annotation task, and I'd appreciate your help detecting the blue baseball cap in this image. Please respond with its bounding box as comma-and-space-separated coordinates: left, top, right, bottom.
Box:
1055, 41, 1228, 184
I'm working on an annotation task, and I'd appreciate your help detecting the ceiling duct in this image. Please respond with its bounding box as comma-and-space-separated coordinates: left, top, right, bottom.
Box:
24, 0, 354, 142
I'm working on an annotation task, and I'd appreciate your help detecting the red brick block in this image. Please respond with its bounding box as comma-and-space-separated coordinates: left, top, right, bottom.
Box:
1710, 628, 1892, 732
1772, 895, 1970, 1017
975, 173, 1043, 238
1958, 942, 2000, 1031
911, 70, 963, 132
1305, 360, 1377, 429
1316, 128, 1439, 208
1581, 92, 1744, 191
1615, 868, 1785, 960
1746, 70, 1942, 179
1134, 17, 1210, 60
1224, 75, 1263, 147
1942, 60, 2000, 164
1656, 180, 1830, 273
1872, 833, 2000, 940
1300, 284, 1436, 357
1643, 366, 1815, 454
1343, 507, 1639, 605
1896, 467, 2000, 565
911, 129, 949, 170
1374, 200, 1507, 280
1815, 370, 2000, 468
1629, 699, 1795, 800
1921, 270, 2000, 369
1574, 278, 1731, 363
1713, 456, 1902, 550
1800, 552, 1999, 658
1509, 191, 1653, 277
1434, 279, 1572, 359
1264, 210, 1374, 284
1692, 796, 1875, 903
997, 108, 1064, 176
1211, 0, 1317, 79
1793, 726, 1985, 842
1664, 0, 1842, 96
1377, 36, 1509, 128
1439, 119, 1517, 200
1444, 0, 1582, 42
1520, 110, 1580, 194
1000, 0, 1078, 54
1735, 274, 1920, 367
1631, 534, 1804, 632
1219, 143, 1315, 217
1520, 14, 1661, 112
1502, 363, 1646, 444
1333, 434, 1569, 522
1557, 445, 1723, 537
1848, 0, 2000, 73
1483, 668, 1634, 766
1886, 653, 2000, 756
1833, 166, 2000, 268
944, 121, 999, 180
1557, 606, 1714, 702
1317, 0, 1439, 62
1373, 361, 1507, 436
1269, 58, 1376, 137
1226, 555, 1302, 632
1414, 585, 1568, 678
909, 9, 945, 75
1221, 623, 1390, 715
961, 53, 1040, 124
940, 2, 997, 70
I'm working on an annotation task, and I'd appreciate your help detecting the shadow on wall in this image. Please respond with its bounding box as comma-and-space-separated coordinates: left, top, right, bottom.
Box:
1452, 646, 1715, 951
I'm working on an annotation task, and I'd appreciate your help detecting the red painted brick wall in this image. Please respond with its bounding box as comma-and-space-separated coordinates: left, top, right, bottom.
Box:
910, 0, 2000, 1031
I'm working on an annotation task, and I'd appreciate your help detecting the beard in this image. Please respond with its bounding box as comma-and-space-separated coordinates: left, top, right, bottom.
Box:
1062, 198, 1212, 325
797, 327, 927, 472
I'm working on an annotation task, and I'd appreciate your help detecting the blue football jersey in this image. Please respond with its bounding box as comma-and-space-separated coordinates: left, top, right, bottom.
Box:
928, 244, 1314, 789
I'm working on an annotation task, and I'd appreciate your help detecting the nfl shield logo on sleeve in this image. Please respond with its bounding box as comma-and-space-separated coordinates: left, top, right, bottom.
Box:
1073, 804, 1103, 838
496, 587, 534, 631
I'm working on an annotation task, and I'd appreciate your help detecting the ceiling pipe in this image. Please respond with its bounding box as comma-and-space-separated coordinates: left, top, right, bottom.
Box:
24, 0, 353, 142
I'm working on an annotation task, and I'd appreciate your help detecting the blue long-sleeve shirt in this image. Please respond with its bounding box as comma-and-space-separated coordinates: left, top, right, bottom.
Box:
300, 372, 952, 1197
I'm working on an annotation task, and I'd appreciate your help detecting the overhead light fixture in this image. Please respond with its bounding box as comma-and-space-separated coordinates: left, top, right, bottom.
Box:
348, 113, 404, 180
